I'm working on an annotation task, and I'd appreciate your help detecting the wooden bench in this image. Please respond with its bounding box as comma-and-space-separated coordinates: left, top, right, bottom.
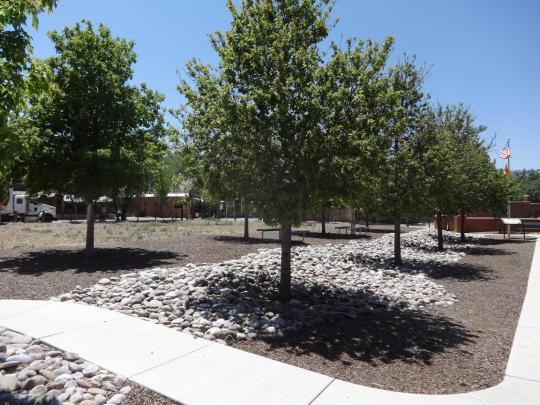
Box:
520, 220, 540, 239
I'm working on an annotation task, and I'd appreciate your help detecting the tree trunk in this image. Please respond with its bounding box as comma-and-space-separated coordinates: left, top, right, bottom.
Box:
393, 214, 402, 265
121, 202, 127, 221
459, 210, 466, 242
243, 210, 249, 239
437, 210, 444, 251
350, 210, 355, 235
321, 209, 326, 235
85, 201, 95, 257
279, 223, 292, 301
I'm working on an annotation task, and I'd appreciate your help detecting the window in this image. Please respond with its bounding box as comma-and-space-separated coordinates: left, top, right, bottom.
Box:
16, 198, 23, 204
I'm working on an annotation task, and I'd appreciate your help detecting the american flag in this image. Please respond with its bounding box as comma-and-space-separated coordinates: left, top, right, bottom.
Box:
498, 145, 511, 159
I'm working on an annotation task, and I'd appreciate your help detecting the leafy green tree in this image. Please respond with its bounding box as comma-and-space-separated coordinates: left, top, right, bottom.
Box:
108, 103, 168, 222
421, 104, 516, 246
180, 0, 335, 300
24, 21, 166, 255
371, 58, 428, 264
0, 0, 57, 192
153, 153, 179, 220
154, 169, 171, 221
319, 38, 395, 235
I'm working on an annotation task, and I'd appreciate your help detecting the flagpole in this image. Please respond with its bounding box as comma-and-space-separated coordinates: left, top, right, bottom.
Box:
506, 138, 511, 239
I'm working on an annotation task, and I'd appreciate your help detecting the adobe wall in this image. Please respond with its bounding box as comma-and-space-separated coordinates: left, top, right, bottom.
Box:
450, 199, 540, 233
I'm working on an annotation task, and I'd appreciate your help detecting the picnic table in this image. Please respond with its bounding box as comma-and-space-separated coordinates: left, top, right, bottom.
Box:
355, 225, 370, 235
335, 225, 370, 235
335, 225, 351, 234
257, 228, 307, 241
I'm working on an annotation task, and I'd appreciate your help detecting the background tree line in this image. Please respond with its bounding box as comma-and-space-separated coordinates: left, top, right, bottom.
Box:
512, 170, 540, 202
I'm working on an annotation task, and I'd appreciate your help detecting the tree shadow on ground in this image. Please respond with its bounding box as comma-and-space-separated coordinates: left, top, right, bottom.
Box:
301, 231, 370, 240
0, 248, 184, 275
260, 307, 476, 366
0, 389, 60, 404
213, 235, 308, 246
266, 287, 474, 365
420, 261, 496, 282
193, 272, 477, 366
271, 284, 476, 365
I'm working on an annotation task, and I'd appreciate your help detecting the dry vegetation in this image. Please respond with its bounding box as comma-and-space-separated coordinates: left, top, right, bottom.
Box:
0, 218, 337, 251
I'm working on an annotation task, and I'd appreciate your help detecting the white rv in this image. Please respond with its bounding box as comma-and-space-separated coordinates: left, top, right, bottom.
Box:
0, 188, 57, 222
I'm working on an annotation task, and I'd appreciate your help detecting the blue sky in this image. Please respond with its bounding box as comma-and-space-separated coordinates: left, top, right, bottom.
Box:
30, 0, 540, 169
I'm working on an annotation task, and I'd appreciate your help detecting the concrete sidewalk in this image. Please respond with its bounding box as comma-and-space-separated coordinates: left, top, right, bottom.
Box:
1, 237, 539, 404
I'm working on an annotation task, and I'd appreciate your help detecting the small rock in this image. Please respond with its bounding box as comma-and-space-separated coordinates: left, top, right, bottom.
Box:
113, 375, 127, 387
88, 388, 107, 395
39, 369, 56, 380
17, 368, 37, 380
6, 354, 32, 364
0, 374, 18, 391
94, 394, 107, 404
24, 375, 48, 390
82, 364, 99, 377
108, 393, 126, 404
29, 384, 47, 396
55, 373, 74, 384
64, 352, 80, 361
70, 391, 85, 403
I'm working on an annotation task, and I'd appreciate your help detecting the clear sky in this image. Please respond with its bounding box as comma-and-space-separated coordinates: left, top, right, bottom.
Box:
29, 0, 540, 169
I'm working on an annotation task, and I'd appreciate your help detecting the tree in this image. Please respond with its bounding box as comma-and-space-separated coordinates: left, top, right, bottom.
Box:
153, 153, 178, 220
421, 104, 516, 247
24, 21, 166, 255
180, 0, 335, 300
371, 58, 428, 264
108, 100, 168, 222
0, 0, 57, 192
317, 38, 395, 236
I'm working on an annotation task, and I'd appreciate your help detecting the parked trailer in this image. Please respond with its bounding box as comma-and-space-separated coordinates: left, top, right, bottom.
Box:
0, 189, 57, 222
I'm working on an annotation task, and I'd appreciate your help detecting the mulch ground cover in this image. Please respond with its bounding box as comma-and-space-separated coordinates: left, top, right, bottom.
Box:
0, 228, 535, 397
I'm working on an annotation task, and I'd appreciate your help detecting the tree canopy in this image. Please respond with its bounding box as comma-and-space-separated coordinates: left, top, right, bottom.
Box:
0, 0, 57, 192
23, 21, 166, 254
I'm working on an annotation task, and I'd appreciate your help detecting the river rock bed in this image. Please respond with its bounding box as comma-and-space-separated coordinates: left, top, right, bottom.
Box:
53, 230, 479, 345
0, 328, 131, 405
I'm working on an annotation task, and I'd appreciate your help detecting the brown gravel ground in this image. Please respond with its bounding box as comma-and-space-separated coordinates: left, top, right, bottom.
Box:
0, 219, 381, 299
233, 236, 536, 394
124, 384, 180, 405
1, 221, 535, 397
